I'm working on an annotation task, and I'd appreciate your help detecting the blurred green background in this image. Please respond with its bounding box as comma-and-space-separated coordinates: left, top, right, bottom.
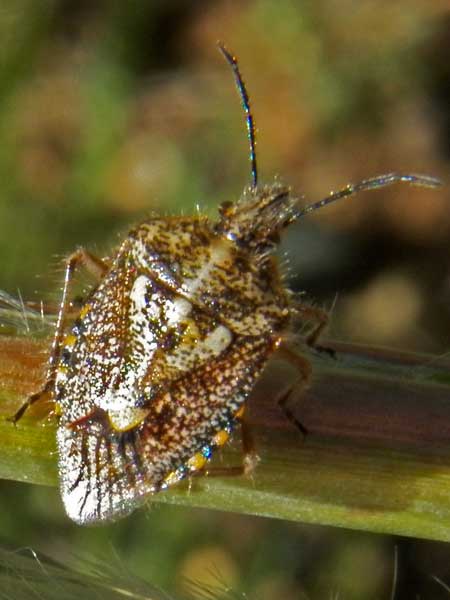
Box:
0, 1, 449, 598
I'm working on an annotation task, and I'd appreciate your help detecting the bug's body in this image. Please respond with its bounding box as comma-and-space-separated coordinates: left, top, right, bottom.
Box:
13, 44, 440, 525
56, 184, 295, 523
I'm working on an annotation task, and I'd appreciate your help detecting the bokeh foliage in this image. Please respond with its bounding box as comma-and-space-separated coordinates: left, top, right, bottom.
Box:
0, 2, 449, 598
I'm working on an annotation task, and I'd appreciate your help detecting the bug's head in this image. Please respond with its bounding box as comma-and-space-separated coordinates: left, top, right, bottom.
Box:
217, 44, 298, 252
217, 183, 297, 252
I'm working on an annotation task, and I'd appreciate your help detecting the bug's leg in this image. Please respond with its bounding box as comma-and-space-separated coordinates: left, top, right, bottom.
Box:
275, 344, 313, 437
25, 295, 86, 319
48, 248, 109, 380
9, 382, 55, 424
292, 301, 335, 357
10, 248, 109, 424
202, 408, 260, 479
240, 410, 261, 476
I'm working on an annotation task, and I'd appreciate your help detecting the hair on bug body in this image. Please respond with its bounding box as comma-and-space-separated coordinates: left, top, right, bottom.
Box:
11, 43, 441, 525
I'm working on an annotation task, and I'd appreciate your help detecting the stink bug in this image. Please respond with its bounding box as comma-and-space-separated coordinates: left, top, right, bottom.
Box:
12, 44, 441, 524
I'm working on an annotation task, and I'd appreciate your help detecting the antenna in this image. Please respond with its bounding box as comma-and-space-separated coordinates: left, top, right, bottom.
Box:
218, 43, 258, 190
295, 173, 442, 219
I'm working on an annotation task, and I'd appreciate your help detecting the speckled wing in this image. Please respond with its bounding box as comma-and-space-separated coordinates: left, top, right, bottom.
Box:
55, 217, 288, 524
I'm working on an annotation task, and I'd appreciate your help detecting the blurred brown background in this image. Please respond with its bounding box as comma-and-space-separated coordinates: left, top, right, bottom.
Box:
0, 1, 449, 599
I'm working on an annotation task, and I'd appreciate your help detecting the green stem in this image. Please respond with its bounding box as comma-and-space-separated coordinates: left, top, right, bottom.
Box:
1, 335, 450, 541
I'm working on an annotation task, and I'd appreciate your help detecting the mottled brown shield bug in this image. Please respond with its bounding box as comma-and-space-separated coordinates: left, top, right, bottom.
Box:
12, 44, 441, 524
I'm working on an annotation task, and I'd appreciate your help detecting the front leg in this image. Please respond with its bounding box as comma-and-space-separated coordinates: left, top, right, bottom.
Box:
10, 248, 109, 423
292, 301, 334, 354
275, 344, 312, 437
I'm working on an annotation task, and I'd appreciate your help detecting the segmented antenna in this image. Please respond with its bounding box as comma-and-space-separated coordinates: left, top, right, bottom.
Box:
218, 43, 258, 190
295, 173, 442, 219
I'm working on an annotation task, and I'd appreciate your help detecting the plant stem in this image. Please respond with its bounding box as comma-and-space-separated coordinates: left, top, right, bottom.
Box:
1, 335, 450, 541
